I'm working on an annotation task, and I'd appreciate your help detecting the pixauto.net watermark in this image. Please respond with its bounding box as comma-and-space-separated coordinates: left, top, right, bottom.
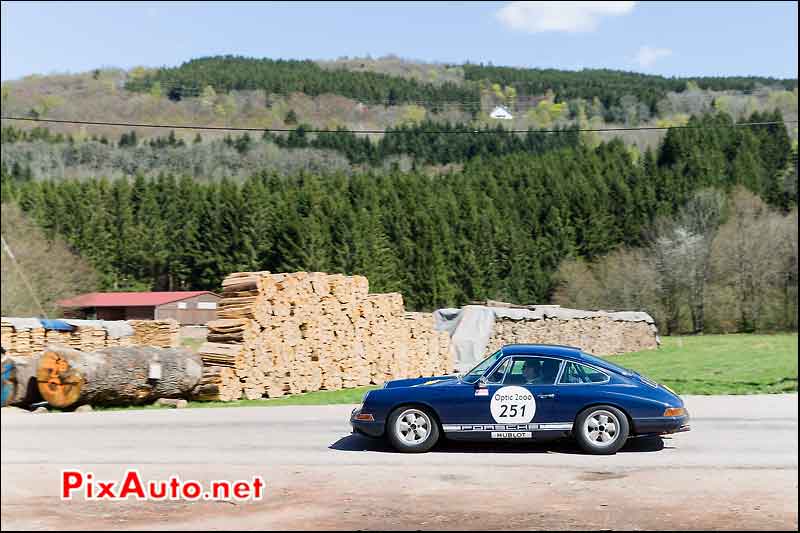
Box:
61, 469, 265, 501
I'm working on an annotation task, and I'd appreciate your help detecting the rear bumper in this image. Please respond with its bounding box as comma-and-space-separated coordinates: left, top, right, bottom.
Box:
350, 408, 384, 438
632, 414, 691, 436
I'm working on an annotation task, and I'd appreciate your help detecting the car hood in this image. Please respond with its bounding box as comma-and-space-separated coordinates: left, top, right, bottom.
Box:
382, 375, 458, 389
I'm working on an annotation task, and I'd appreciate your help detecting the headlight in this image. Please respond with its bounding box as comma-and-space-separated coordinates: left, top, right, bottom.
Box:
663, 407, 687, 417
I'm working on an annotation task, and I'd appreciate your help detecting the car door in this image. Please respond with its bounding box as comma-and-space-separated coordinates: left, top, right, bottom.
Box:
440, 356, 562, 427
550, 360, 612, 425
495, 356, 562, 427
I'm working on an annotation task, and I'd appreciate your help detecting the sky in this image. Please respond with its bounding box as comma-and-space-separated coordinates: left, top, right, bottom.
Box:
1, 1, 797, 81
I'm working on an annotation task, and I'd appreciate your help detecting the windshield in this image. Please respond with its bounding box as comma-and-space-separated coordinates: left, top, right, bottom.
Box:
580, 352, 637, 376
462, 349, 504, 384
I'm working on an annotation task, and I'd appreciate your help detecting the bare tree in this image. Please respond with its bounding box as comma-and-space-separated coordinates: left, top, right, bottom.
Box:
593, 247, 662, 315
1, 203, 99, 317
552, 257, 602, 310
710, 188, 784, 332
553, 249, 663, 325
677, 189, 726, 333
649, 220, 697, 335
777, 208, 798, 330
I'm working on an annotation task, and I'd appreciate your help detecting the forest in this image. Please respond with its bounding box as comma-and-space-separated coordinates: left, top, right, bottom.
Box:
120, 55, 797, 121
2, 111, 795, 335
0, 120, 581, 173
463, 64, 797, 118
124, 55, 479, 111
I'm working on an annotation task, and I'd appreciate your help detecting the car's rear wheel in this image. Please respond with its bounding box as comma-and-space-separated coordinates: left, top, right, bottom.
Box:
575, 405, 629, 455
387, 406, 440, 453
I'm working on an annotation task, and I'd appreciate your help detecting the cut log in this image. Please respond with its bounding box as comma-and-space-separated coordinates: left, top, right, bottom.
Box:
36, 345, 203, 408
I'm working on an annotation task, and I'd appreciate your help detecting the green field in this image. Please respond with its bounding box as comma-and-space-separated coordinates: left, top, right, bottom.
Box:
99, 333, 796, 411
605, 333, 798, 395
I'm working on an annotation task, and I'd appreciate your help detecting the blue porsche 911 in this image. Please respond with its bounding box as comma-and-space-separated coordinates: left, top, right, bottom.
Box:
350, 344, 690, 454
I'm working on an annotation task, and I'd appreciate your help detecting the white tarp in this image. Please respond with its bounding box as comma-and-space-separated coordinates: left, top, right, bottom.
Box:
62, 319, 134, 338
433, 305, 655, 373
2, 317, 134, 338
1, 317, 44, 331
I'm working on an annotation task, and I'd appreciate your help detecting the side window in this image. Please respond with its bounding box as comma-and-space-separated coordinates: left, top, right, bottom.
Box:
560, 362, 609, 384
503, 357, 561, 386
485, 358, 511, 384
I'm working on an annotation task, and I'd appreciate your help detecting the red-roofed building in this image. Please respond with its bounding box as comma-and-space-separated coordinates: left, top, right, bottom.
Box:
57, 291, 221, 325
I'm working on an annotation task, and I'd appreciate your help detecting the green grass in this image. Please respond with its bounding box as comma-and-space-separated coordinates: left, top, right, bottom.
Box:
604, 333, 798, 395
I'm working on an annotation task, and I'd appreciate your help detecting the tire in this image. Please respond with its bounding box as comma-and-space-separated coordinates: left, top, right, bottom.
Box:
574, 405, 630, 455
387, 406, 440, 453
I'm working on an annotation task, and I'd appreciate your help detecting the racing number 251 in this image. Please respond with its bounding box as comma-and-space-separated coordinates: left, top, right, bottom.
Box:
498, 404, 525, 418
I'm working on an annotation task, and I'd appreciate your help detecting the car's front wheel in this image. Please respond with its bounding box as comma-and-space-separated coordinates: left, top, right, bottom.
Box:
574, 405, 629, 455
387, 406, 440, 453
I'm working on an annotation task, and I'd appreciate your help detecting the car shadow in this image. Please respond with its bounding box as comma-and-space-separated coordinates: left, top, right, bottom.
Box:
329, 434, 667, 454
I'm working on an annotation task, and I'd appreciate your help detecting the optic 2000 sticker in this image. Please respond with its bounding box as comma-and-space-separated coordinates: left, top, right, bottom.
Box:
490, 386, 536, 423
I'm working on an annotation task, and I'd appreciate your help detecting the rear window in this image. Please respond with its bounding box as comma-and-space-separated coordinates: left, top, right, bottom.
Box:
560, 361, 609, 384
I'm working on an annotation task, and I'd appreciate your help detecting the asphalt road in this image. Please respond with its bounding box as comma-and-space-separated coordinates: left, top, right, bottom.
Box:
1, 394, 797, 530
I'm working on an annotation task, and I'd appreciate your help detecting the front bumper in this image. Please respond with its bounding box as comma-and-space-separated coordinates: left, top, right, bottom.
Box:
350, 408, 384, 438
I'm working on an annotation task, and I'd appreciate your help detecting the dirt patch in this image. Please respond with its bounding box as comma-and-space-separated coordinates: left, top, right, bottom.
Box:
577, 471, 628, 481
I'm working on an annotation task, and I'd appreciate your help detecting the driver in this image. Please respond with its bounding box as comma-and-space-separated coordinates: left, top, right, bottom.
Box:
522, 360, 547, 385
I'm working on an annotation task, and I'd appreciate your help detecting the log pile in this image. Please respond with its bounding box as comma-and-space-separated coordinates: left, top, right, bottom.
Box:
484, 310, 659, 356
359, 293, 406, 385
0, 318, 180, 356
190, 366, 241, 401
1, 320, 45, 357
127, 319, 180, 348
405, 312, 452, 378
196, 271, 452, 401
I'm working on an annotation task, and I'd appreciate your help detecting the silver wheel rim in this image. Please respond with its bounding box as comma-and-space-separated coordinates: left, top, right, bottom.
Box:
583, 410, 620, 447
395, 409, 431, 446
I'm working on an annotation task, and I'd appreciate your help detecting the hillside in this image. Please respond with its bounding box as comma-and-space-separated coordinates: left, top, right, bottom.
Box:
2, 55, 797, 135
1, 55, 797, 181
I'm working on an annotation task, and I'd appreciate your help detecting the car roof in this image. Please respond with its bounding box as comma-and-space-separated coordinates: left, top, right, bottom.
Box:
500, 344, 584, 361
499, 344, 637, 376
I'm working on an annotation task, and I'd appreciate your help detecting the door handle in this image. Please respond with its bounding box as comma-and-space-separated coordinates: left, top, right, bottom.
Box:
536, 393, 555, 399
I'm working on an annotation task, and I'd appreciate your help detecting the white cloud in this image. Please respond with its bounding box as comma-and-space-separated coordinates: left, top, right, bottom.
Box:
634, 45, 672, 68
495, 1, 636, 34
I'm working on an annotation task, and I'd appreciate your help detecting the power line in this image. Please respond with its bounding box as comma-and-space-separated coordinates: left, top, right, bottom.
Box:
1, 115, 797, 135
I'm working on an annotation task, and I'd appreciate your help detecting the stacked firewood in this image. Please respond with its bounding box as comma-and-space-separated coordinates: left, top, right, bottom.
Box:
358, 293, 407, 385
1, 320, 44, 356
189, 365, 241, 402
127, 319, 180, 348
0, 320, 13, 351
0, 318, 178, 356
405, 312, 452, 378
196, 271, 452, 401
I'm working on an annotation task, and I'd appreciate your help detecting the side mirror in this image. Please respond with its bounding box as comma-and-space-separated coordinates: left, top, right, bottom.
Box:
476, 376, 488, 389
